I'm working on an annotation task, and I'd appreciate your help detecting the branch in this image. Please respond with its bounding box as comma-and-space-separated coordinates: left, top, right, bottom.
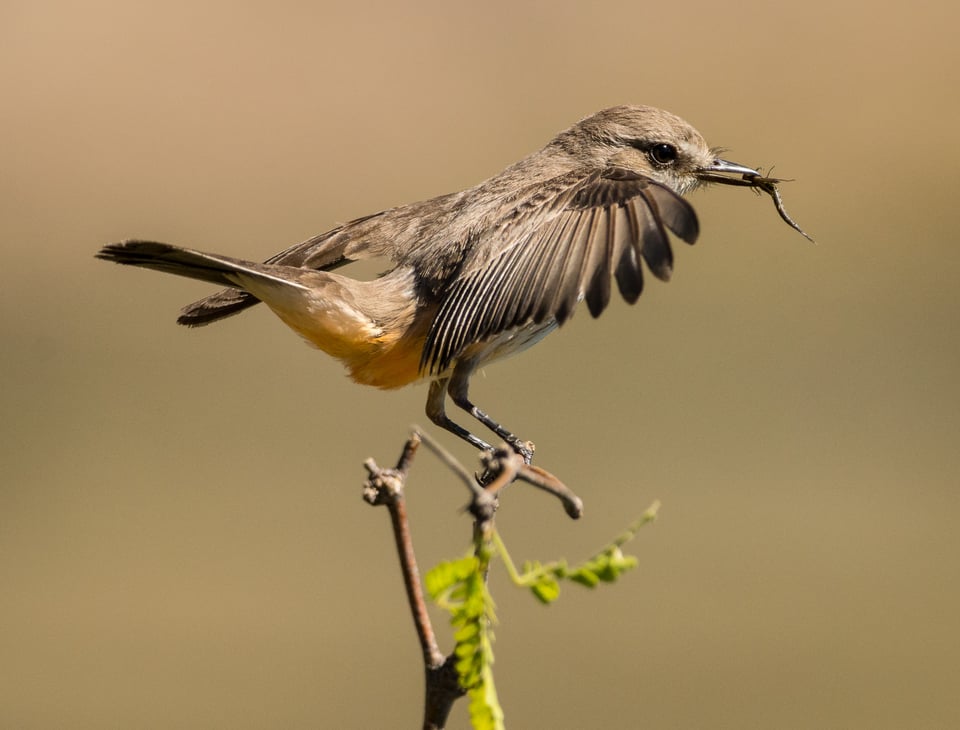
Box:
362, 433, 464, 729
362, 429, 585, 728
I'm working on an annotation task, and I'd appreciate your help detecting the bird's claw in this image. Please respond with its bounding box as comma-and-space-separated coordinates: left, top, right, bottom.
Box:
506, 437, 535, 465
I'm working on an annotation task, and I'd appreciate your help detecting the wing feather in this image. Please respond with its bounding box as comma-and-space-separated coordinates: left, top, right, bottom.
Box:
421, 168, 701, 374
534, 208, 594, 324
614, 201, 644, 303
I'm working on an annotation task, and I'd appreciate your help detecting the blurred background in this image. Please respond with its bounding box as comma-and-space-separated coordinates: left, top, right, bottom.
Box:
2, 1, 958, 727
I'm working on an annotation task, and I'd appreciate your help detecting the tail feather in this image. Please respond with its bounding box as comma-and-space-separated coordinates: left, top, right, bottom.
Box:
177, 289, 260, 327
97, 240, 262, 288
97, 240, 314, 326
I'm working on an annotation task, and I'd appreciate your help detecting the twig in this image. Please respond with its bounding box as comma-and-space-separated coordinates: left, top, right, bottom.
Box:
516, 463, 584, 519
363, 433, 464, 728
363, 429, 586, 728
416, 428, 487, 503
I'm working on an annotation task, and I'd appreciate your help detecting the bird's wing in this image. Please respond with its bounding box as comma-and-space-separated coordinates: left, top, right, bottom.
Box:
420, 167, 700, 374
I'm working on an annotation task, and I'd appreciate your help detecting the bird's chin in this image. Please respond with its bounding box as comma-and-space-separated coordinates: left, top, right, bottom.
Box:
672, 176, 706, 197
682, 178, 706, 195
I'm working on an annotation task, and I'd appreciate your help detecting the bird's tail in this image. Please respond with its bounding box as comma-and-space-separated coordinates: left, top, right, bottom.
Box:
97, 240, 271, 288
96, 240, 294, 325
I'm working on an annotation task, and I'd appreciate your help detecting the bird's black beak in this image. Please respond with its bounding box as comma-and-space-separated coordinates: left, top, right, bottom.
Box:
695, 158, 761, 185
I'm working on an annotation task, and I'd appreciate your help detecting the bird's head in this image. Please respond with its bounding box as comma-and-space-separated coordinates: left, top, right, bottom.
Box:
554, 105, 759, 196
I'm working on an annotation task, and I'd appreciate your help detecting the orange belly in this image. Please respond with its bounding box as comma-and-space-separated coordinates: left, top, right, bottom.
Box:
262, 295, 432, 390
344, 328, 429, 389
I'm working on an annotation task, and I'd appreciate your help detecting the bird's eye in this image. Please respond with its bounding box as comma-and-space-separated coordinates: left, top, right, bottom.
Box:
649, 143, 678, 165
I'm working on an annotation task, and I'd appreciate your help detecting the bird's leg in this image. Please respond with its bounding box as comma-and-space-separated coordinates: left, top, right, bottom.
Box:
447, 367, 535, 465
425, 377, 494, 453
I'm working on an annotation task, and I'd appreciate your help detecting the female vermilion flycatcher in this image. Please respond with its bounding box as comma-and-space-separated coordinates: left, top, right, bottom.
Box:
99, 105, 798, 462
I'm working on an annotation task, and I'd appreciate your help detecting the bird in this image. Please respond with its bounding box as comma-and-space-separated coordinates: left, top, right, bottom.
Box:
98, 105, 770, 463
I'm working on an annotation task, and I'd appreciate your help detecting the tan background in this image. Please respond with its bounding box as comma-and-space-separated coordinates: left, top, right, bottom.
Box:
3, 1, 958, 728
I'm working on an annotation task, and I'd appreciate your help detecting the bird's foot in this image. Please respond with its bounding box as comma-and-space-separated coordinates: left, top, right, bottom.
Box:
505, 437, 535, 466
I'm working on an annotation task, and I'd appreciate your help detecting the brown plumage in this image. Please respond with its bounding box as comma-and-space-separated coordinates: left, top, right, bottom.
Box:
97, 105, 782, 461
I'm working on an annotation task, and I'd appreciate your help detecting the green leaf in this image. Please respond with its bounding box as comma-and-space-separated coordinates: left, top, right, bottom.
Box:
427, 547, 503, 729
498, 502, 658, 604
569, 568, 600, 588
455, 621, 480, 643
530, 576, 561, 604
